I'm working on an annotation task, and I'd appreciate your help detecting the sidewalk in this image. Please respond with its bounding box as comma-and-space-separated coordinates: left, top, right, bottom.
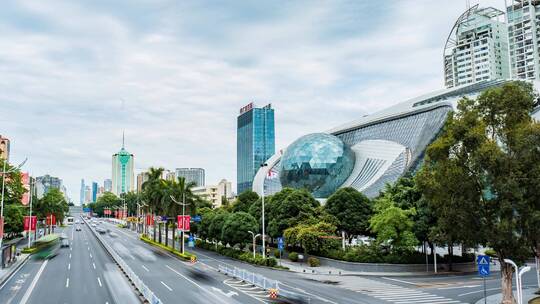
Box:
0, 253, 30, 286
279, 259, 471, 277
475, 288, 539, 304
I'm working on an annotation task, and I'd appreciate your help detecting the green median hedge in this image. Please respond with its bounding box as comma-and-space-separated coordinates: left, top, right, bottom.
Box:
196, 240, 287, 269
140, 235, 196, 261
21, 247, 38, 254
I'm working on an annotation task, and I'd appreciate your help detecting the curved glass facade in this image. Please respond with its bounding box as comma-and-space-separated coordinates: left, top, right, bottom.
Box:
279, 133, 355, 198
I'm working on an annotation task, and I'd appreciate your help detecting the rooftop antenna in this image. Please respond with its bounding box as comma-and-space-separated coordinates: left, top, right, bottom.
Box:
121, 99, 125, 149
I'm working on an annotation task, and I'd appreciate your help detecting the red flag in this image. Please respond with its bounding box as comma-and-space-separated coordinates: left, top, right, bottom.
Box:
21, 172, 30, 205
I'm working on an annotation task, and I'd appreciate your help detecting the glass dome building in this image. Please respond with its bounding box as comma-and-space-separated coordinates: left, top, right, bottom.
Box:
279, 133, 355, 198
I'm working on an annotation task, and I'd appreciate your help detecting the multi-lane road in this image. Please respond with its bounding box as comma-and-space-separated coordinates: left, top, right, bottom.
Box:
0, 219, 137, 304
1, 216, 538, 304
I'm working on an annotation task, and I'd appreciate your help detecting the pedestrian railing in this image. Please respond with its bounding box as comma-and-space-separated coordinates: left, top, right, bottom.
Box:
86, 219, 163, 304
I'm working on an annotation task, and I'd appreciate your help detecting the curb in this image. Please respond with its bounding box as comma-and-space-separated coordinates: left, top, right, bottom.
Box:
0, 254, 30, 288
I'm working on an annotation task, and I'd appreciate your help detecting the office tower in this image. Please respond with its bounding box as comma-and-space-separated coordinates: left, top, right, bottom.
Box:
35, 174, 63, 199
104, 179, 112, 192
85, 186, 91, 203
0, 135, 10, 161
80, 179, 85, 204
444, 5, 509, 88
237, 103, 275, 194
112, 135, 134, 195
92, 182, 98, 202
136, 172, 149, 193
506, 0, 540, 80
175, 168, 205, 187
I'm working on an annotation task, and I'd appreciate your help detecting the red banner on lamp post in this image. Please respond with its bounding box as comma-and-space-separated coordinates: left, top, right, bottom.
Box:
24, 216, 37, 231
46, 214, 56, 226
177, 215, 191, 231
21, 172, 30, 206
146, 214, 154, 226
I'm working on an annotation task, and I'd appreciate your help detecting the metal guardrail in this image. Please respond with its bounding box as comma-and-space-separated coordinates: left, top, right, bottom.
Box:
218, 264, 311, 302
86, 219, 163, 304
218, 264, 278, 290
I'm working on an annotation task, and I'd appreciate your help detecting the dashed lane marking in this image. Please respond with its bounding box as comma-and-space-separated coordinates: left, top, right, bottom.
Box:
160, 281, 173, 291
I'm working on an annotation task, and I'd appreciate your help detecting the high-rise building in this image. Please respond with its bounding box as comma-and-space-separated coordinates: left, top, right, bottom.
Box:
112, 137, 134, 195
237, 103, 275, 194
0, 135, 10, 161
35, 174, 63, 199
80, 179, 85, 204
163, 169, 176, 181
84, 186, 91, 203
175, 168, 205, 187
506, 0, 540, 80
104, 179, 112, 192
92, 182, 98, 202
136, 172, 149, 193
444, 5, 509, 88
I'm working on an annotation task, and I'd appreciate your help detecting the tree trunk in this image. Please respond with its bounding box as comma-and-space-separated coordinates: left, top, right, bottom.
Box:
501, 261, 516, 304
448, 245, 453, 271
153, 212, 157, 242
165, 221, 168, 247
158, 222, 162, 244
172, 225, 176, 251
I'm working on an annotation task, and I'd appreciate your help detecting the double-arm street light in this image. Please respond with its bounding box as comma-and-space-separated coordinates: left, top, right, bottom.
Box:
0, 157, 27, 249
136, 201, 147, 234
260, 163, 268, 258
248, 231, 261, 259
170, 194, 190, 254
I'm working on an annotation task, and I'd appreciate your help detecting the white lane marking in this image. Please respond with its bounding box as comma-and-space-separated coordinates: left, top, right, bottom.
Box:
87, 247, 90, 251
65, 278, 69, 288
166, 265, 204, 289
141, 265, 149, 272
382, 277, 419, 286
68, 263, 71, 270
69, 254, 71, 259
438, 285, 480, 290
70, 247, 72, 251
160, 281, 173, 291
97, 277, 102, 287
0, 257, 30, 290
92, 263, 96, 269
458, 287, 500, 297
19, 260, 48, 304
90, 253, 93, 258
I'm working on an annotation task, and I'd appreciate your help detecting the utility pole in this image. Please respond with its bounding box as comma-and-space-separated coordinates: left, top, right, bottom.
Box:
260, 163, 268, 258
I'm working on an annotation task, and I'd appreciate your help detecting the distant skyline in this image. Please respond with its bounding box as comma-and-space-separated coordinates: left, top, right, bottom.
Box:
0, 0, 505, 200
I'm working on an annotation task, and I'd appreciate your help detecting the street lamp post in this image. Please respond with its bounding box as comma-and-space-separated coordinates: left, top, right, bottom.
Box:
248, 231, 261, 259
27, 177, 34, 248
170, 194, 190, 254
260, 163, 267, 258
137, 202, 147, 234
0, 158, 27, 250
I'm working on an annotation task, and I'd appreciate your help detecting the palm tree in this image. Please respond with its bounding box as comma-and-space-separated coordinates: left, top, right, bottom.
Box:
141, 167, 165, 241
162, 176, 200, 250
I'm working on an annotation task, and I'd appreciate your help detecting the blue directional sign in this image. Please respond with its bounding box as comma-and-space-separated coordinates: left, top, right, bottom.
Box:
277, 237, 284, 252
192, 215, 202, 222
83, 208, 91, 213
188, 234, 195, 248
477, 255, 490, 277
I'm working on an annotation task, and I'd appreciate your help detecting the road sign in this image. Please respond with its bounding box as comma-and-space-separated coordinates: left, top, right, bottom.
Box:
83, 207, 91, 213
277, 237, 284, 252
477, 255, 490, 277
192, 215, 201, 222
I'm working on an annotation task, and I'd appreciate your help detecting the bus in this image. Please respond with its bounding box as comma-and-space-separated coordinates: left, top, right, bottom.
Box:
34, 234, 60, 259
66, 216, 74, 225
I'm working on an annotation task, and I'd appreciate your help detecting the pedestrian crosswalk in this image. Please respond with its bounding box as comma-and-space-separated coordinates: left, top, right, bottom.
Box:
223, 278, 277, 303
341, 278, 468, 304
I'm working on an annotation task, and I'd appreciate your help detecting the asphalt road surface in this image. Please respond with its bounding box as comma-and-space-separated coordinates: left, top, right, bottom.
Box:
0, 222, 138, 304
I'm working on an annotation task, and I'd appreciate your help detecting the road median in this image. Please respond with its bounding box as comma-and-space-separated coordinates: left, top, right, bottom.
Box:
139, 234, 196, 261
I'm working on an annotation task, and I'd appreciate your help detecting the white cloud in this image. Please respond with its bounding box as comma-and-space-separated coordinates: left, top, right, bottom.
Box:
0, 0, 498, 201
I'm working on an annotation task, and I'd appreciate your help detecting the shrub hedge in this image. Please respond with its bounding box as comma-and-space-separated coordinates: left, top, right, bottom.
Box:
288, 252, 299, 262
307, 257, 320, 267
140, 235, 195, 261
196, 240, 279, 268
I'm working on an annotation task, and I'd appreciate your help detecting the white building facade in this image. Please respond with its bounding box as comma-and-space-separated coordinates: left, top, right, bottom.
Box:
444, 6, 510, 88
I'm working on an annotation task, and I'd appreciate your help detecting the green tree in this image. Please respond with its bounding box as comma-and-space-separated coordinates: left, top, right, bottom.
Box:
267, 188, 320, 238
369, 194, 418, 254
35, 188, 68, 231
232, 190, 259, 213
208, 210, 230, 242
3, 204, 24, 238
89, 191, 120, 216
141, 167, 165, 241
284, 221, 337, 254
325, 187, 372, 242
221, 212, 258, 246
417, 81, 540, 303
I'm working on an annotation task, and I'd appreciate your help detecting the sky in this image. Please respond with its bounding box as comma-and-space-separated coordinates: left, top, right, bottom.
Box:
0, 0, 506, 203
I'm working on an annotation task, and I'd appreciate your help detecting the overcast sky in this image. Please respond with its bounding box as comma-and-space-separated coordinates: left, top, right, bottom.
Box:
0, 0, 505, 202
